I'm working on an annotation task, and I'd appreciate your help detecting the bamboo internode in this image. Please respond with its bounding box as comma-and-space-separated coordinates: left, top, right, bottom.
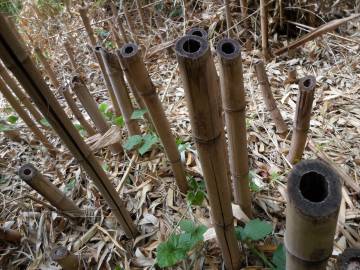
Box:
260, 0, 271, 60
0, 14, 138, 238
285, 159, 341, 270
217, 38, 252, 217
336, 248, 360, 270
175, 35, 240, 270
224, 0, 232, 36
64, 40, 83, 75
51, 246, 81, 270
119, 43, 188, 193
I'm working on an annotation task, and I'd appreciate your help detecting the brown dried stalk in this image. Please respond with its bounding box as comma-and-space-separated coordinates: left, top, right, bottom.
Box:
71, 76, 123, 154
0, 120, 22, 142
217, 38, 252, 217
175, 35, 240, 270
224, 0, 232, 36
285, 159, 341, 270
0, 14, 138, 238
287, 76, 316, 164
0, 227, 21, 244
119, 43, 188, 193
254, 60, 288, 136
19, 164, 83, 220
51, 246, 81, 270
336, 248, 360, 270
34, 47, 60, 88
260, 0, 271, 60
135, 0, 148, 34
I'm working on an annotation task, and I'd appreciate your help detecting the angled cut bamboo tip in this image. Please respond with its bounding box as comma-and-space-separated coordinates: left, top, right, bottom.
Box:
175, 35, 240, 270
19, 164, 84, 220
118, 43, 188, 193
287, 76, 316, 164
186, 27, 208, 40
0, 227, 21, 244
254, 60, 288, 136
287, 66, 298, 84
51, 246, 81, 270
216, 38, 252, 217
285, 159, 341, 270
336, 248, 360, 270
34, 47, 60, 88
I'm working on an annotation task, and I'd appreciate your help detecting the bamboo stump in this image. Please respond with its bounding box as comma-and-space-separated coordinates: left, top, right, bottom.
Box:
186, 27, 208, 40
287, 66, 298, 84
336, 248, 360, 270
51, 246, 81, 270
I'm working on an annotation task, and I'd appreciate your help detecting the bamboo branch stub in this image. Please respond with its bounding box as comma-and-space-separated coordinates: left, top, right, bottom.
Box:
51, 246, 81, 270
119, 43, 188, 193
336, 248, 360, 270
186, 27, 208, 40
216, 38, 252, 217
175, 35, 240, 270
0, 227, 21, 244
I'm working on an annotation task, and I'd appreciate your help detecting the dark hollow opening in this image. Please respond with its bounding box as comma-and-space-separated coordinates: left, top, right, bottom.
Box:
124, 46, 134, 54
300, 171, 328, 202
23, 168, 32, 175
221, 42, 235, 54
192, 30, 202, 37
183, 39, 201, 53
348, 258, 360, 270
303, 78, 312, 87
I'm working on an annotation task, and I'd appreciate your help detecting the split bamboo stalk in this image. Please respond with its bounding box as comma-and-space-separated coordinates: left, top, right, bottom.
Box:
0, 62, 44, 124
99, 48, 141, 136
0, 77, 56, 156
175, 35, 240, 270
224, 0, 232, 37
287, 76, 316, 164
0, 227, 21, 244
0, 120, 22, 142
186, 27, 208, 40
51, 246, 81, 270
260, 0, 271, 60
71, 76, 123, 154
34, 47, 60, 88
254, 60, 288, 136
336, 248, 360, 270
135, 0, 148, 34
0, 14, 138, 238
118, 43, 188, 193
217, 38, 252, 217
59, 86, 97, 136
285, 159, 341, 270
123, 2, 138, 43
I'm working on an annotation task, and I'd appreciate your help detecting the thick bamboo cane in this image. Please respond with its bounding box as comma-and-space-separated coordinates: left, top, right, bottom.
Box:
186, 27, 208, 39
34, 47, 60, 88
175, 35, 240, 270
260, 0, 271, 60
19, 164, 84, 220
0, 227, 21, 244
254, 60, 288, 136
336, 248, 360, 270
0, 14, 138, 238
285, 159, 341, 270
287, 76, 316, 164
71, 76, 123, 154
51, 246, 81, 270
0, 119, 22, 142
118, 43, 188, 193
224, 0, 232, 37
135, 0, 148, 34
217, 38, 252, 217
0, 78, 56, 155
99, 48, 141, 136
58, 86, 97, 136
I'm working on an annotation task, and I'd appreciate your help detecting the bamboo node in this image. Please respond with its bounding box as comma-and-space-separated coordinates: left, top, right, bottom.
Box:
193, 132, 222, 145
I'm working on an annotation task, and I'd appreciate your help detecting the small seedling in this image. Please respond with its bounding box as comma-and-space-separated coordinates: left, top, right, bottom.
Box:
123, 133, 159, 155
7, 115, 18, 124
186, 177, 206, 206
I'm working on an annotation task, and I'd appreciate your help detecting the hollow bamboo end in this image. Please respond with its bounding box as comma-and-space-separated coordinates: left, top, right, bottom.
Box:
19, 163, 37, 182
216, 38, 241, 60
186, 27, 208, 40
299, 75, 316, 92
50, 246, 69, 261
337, 249, 360, 270
119, 43, 139, 59
175, 35, 208, 60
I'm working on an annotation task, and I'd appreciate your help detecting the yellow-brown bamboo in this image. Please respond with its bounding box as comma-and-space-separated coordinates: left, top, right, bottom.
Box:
287, 66, 298, 84
336, 248, 360, 270
260, 0, 271, 60
51, 246, 81, 270
0, 227, 21, 244
135, 0, 148, 34
175, 35, 240, 270
64, 40, 83, 75
109, 2, 129, 44
34, 47, 60, 88
123, 2, 138, 43
224, 0, 232, 37
119, 43, 188, 193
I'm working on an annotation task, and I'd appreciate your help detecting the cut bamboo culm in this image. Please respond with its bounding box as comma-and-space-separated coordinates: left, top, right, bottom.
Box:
287, 76, 316, 164
51, 246, 81, 270
224, 0, 232, 36
19, 164, 83, 220
0, 14, 138, 238
260, 0, 271, 60
71, 76, 123, 154
135, 0, 148, 34
285, 159, 341, 270
186, 27, 208, 40
217, 38, 252, 217
0, 227, 21, 244
287, 66, 298, 84
254, 60, 288, 136
336, 248, 360, 270
118, 43, 188, 193
99, 48, 141, 136
175, 35, 240, 270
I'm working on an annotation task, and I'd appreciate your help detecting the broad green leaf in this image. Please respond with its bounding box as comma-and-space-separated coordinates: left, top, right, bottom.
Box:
123, 135, 143, 151
40, 118, 51, 127
114, 266, 123, 270
102, 163, 109, 172
131, 109, 147, 120
138, 134, 159, 155
179, 220, 196, 233
104, 110, 113, 120
98, 102, 108, 113
7, 115, 18, 124
190, 225, 207, 244
156, 234, 187, 268
272, 244, 286, 270
74, 123, 84, 131
64, 178, 76, 193
250, 180, 261, 192
186, 190, 205, 206
243, 219, 272, 241
169, 5, 183, 18
178, 142, 190, 153
113, 116, 124, 127
235, 226, 246, 241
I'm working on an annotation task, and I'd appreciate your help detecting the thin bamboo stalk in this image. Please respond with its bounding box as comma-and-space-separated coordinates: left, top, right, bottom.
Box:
118, 43, 188, 193
64, 40, 82, 75
0, 14, 138, 238
34, 47, 60, 88
123, 2, 138, 42
240, 0, 248, 21
51, 246, 81, 270
287, 66, 297, 84
336, 248, 360, 270
224, 0, 232, 37
0, 77, 56, 155
135, 0, 148, 34
175, 35, 240, 270
0, 120, 22, 142
78, 6, 97, 46
0, 227, 21, 244
217, 38, 252, 217
287, 76, 316, 164
71, 76, 123, 154
19, 164, 84, 220
186, 27, 208, 39
109, 2, 129, 44
99, 48, 141, 136
260, 0, 271, 60
285, 159, 341, 270
254, 60, 288, 136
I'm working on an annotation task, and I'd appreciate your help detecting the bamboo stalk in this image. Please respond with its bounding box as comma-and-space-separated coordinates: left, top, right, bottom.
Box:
0, 227, 21, 244
51, 246, 81, 270
336, 248, 360, 270
34, 47, 60, 88
0, 14, 138, 238
287, 66, 298, 84
118, 43, 188, 193
175, 35, 240, 270
224, 0, 232, 37
64, 40, 82, 75
240, 0, 248, 22
217, 38, 252, 217
260, 0, 271, 60
71, 76, 123, 154
109, 2, 129, 44
123, 2, 138, 43
78, 6, 97, 46
19, 164, 84, 220
287, 76, 316, 164
0, 77, 56, 156
99, 48, 141, 136
285, 159, 341, 270
0, 119, 22, 142
186, 27, 208, 39
135, 0, 148, 34
254, 60, 288, 136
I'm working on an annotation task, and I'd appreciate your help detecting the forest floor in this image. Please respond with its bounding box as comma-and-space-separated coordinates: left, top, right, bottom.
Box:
0, 0, 360, 269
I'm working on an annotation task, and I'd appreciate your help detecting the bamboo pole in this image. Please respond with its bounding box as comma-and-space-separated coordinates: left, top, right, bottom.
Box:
240, 0, 248, 22
135, 0, 148, 34
0, 227, 21, 244
34, 47, 60, 88
186, 27, 208, 40
0, 14, 138, 238
109, 2, 129, 44
99, 48, 141, 136
118, 43, 188, 193
0, 119, 22, 142
51, 246, 81, 270
224, 0, 232, 37
287, 76, 316, 164
285, 159, 341, 270
123, 2, 138, 42
175, 35, 240, 270
19, 164, 84, 220
254, 60, 288, 136
64, 40, 82, 75
71, 76, 123, 154
336, 248, 360, 270
260, 0, 271, 60
0, 77, 56, 156
217, 38, 252, 217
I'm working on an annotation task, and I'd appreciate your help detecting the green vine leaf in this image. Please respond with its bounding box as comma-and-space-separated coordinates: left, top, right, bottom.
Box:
131, 109, 147, 120
243, 219, 273, 241
123, 135, 143, 151
138, 134, 159, 155
272, 244, 286, 270
7, 115, 18, 124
